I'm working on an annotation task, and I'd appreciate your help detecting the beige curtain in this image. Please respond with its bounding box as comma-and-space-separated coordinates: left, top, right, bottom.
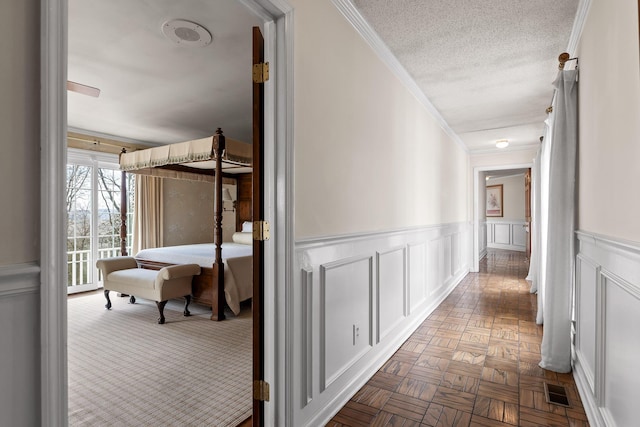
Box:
132, 175, 163, 254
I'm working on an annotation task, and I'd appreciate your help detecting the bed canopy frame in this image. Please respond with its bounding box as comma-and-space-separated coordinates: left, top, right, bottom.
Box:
117, 128, 252, 320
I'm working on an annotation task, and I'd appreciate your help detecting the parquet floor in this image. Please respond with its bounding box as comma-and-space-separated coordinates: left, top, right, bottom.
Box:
327, 249, 589, 427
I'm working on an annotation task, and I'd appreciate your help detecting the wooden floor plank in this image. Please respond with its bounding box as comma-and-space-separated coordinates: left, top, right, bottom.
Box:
380, 393, 429, 422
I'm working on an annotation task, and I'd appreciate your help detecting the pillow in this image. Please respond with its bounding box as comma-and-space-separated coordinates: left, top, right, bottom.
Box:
241, 221, 253, 232
232, 231, 253, 245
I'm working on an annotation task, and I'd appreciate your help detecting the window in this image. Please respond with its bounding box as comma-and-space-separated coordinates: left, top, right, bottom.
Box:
67, 148, 134, 293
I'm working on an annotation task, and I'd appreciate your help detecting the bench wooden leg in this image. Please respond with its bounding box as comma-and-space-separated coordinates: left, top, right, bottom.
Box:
184, 295, 191, 317
156, 300, 167, 324
104, 290, 112, 309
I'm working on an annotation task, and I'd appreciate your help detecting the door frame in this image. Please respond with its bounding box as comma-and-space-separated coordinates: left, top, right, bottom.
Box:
40, 0, 294, 425
472, 162, 534, 272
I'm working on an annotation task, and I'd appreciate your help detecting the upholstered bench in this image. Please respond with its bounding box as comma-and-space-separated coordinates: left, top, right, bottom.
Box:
96, 256, 201, 324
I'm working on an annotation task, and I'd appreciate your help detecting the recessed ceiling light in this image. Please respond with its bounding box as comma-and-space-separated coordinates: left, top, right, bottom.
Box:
162, 19, 212, 47
495, 139, 509, 149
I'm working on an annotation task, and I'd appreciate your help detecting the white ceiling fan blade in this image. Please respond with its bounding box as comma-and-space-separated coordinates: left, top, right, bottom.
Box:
67, 81, 100, 98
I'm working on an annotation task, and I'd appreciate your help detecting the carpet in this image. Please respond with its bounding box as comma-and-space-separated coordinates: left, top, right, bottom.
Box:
68, 292, 252, 426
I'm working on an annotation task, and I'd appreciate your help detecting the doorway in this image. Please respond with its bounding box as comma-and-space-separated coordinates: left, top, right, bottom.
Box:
472, 163, 534, 272
41, 0, 294, 425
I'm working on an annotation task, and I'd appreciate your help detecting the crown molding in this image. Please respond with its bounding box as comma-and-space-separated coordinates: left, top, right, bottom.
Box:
331, 0, 468, 153
567, 0, 592, 55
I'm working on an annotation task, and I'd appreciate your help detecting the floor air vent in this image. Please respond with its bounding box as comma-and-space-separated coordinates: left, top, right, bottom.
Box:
544, 382, 570, 407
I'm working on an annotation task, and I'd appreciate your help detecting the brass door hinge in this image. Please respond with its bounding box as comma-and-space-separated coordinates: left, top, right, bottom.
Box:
253, 380, 270, 401
252, 62, 270, 83
253, 221, 270, 241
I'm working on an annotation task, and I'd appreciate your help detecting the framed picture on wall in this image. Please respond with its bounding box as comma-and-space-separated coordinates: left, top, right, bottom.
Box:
486, 184, 503, 217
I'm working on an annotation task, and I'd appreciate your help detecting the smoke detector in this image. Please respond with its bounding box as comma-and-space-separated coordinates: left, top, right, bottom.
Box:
162, 19, 212, 47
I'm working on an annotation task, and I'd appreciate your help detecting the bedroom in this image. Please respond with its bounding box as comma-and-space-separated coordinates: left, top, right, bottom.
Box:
66, 0, 264, 425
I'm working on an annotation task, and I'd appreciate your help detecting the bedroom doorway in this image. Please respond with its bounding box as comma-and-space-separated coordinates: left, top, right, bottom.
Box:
43, 0, 293, 425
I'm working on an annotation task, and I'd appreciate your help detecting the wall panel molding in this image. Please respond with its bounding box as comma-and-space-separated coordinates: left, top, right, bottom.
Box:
574, 230, 640, 427
319, 255, 374, 392
407, 242, 427, 314
301, 268, 313, 406
293, 222, 470, 426
0, 262, 40, 297
486, 220, 526, 252
376, 246, 407, 343
575, 254, 599, 395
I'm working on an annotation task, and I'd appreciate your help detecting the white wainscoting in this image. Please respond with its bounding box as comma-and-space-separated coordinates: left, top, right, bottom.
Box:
486, 220, 526, 252
0, 262, 41, 426
574, 231, 640, 427
292, 222, 471, 426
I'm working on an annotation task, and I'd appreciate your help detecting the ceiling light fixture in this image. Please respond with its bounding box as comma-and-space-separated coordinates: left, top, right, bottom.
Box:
162, 19, 212, 47
495, 139, 509, 149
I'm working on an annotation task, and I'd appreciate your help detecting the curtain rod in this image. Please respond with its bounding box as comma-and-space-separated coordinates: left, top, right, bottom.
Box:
546, 52, 579, 113
558, 52, 578, 70
68, 135, 121, 147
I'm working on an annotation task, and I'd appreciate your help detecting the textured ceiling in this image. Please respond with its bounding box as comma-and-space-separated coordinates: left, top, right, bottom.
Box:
68, 0, 580, 151
351, 0, 580, 151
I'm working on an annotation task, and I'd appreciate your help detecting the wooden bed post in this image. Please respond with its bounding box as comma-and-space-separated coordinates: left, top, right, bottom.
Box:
212, 128, 226, 321
119, 148, 128, 256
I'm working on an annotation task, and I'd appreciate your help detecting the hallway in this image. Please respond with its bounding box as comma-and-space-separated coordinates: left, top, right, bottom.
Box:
328, 250, 589, 426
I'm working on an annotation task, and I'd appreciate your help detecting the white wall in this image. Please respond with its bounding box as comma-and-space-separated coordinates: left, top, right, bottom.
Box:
470, 148, 538, 169
574, 233, 640, 427
486, 174, 525, 221
0, 0, 40, 265
577, 0, 640, 243
0, 0, 41, 425
485, 174, 526, 252
288, 1, 470, 425
572, 1, 640, 426
292, 0, 468, 239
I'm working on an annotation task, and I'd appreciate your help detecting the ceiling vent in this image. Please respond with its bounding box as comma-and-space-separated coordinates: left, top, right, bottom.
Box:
162, 19, 212, 47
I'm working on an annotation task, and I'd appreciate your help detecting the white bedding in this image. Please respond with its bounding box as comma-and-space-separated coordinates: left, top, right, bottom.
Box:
135, 243, 252, 315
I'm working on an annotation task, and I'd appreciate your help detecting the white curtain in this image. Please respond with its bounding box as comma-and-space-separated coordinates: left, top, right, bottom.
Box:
526, 145, 541, 293
537, 69, 579, 373
527, 115, 551, 317
132, 174, 164, 254
535, 115, 554, 325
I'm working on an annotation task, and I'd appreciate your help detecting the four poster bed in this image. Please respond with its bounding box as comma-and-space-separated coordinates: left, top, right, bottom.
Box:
118, 128, 253, 320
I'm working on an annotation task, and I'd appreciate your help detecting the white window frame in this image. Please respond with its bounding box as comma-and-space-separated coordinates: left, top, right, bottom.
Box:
66, 148, 129, 293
